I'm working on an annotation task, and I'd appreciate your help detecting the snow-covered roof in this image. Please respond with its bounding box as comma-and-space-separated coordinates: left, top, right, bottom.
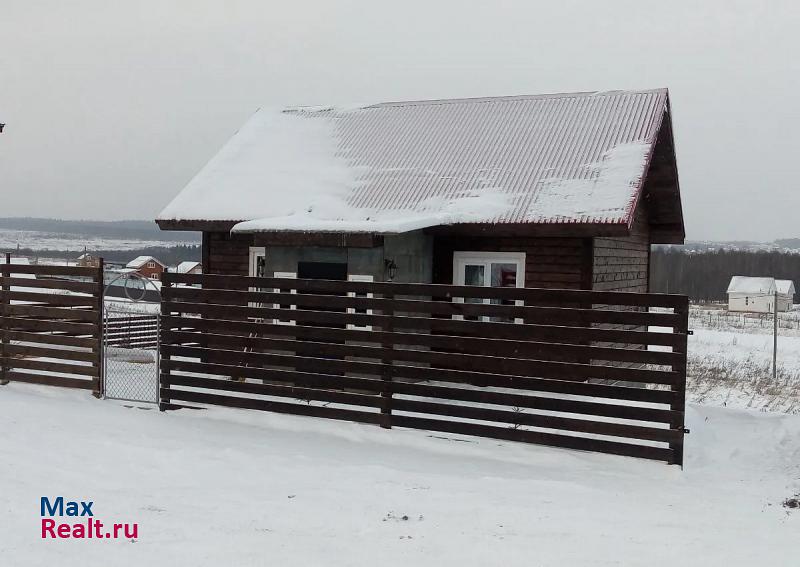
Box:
126, 255, 165, 269
158, 89, 672, 234
776, 279, 795, 296
727, 276, 777, 295
175, 261, 201, 273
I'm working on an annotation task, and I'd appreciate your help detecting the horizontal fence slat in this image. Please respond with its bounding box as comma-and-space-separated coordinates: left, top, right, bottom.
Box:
6, 304, 100, 323
391, 381, 677, 423
163, 388, 383, 425
0, 290, 96, 307
1, 277, 100, 294
0, 264, 98, 277
2, 330, 98, 349
392, 399, 680, 443
4, 317, 98, 335
4, 371, 96, 390
166, 373, 384, 408
5, 344, 97, 363
162, 358, 385, 393
391, 415, 674, 461
2, 357, 97, 377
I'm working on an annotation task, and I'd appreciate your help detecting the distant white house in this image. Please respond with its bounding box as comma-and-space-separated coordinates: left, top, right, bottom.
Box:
726, 276, 790, 313
175, 261, 202, 275
775, 279, 795, 311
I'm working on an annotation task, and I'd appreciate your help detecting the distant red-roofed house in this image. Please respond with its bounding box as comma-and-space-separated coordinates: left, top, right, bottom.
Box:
126, 256, 166, 281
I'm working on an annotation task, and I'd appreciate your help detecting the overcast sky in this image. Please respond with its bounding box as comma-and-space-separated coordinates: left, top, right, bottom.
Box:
1, 0, 798, 241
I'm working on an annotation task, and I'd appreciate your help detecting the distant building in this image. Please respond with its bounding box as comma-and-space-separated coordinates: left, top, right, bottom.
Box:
175, 261, 202, 275
775, 280, 795, 311
125, 256, 166, 280
726, 276, 791, 313
76, 252, 100, 268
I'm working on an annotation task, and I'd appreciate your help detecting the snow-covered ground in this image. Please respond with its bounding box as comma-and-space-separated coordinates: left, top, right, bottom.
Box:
1, 383, 798, 566
687, 320, 800, 414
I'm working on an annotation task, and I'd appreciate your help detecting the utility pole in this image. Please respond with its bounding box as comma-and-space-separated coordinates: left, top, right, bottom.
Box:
773, 288, 778, 381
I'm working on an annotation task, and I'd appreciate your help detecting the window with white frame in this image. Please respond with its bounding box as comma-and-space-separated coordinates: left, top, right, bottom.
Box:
272, 271, 297, 326
247, 247, 268, 322
147, 261, 156, 268
452, 252, 525, 322
248, 247, 266, 279
347, 274, 374, 331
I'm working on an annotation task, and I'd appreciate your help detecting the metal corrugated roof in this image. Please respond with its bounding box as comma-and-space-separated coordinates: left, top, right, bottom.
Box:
159, 89, 670, 232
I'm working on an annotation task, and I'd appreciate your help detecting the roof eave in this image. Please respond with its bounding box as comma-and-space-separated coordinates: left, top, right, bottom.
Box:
157, 218, 631, 238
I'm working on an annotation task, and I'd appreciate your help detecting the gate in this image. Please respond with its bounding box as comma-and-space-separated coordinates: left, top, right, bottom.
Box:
102, 273, 160, 403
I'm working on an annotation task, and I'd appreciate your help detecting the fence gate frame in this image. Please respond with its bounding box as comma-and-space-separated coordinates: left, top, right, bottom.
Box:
102, 272, 161, 403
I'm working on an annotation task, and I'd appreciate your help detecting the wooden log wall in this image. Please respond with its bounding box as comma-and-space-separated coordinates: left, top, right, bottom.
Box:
160, 272, 689, 464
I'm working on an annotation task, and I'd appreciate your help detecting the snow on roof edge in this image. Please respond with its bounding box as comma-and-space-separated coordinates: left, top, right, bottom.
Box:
158, 90, 667, 229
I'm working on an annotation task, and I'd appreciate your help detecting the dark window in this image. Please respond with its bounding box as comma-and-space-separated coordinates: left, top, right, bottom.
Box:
297, 262, 348, 280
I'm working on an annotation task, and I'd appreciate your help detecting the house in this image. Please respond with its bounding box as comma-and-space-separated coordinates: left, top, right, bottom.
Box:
726, 276, 780, 313
156, 89, 684, 293
776, 279, 795, 311
175, 261, 202, 275
125, 256, 166, 281
76, 251, 100, 268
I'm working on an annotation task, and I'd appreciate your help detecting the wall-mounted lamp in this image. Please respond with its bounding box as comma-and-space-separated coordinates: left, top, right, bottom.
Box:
384, 258, 398, 281
0, 124, 5, 133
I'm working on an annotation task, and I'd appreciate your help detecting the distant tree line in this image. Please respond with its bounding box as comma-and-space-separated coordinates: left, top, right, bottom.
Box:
651, 248, 800, 301
0, 217, 200, 243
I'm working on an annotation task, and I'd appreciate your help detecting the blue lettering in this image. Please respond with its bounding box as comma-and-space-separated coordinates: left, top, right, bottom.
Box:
41, 496, 63, 517
40, 497, 94, 517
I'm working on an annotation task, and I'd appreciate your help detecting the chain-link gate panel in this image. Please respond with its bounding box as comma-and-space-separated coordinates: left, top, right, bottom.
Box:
103, 274, 160, 403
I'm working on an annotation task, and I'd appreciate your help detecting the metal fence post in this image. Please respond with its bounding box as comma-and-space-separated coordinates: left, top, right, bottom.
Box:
670, 297, 689, 467
93, 258, 104, 398
159, 268, 170, 411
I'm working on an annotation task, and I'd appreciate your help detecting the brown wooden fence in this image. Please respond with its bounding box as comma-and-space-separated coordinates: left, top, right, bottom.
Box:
0, 255, 104, 395
160, 272, 689, 465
